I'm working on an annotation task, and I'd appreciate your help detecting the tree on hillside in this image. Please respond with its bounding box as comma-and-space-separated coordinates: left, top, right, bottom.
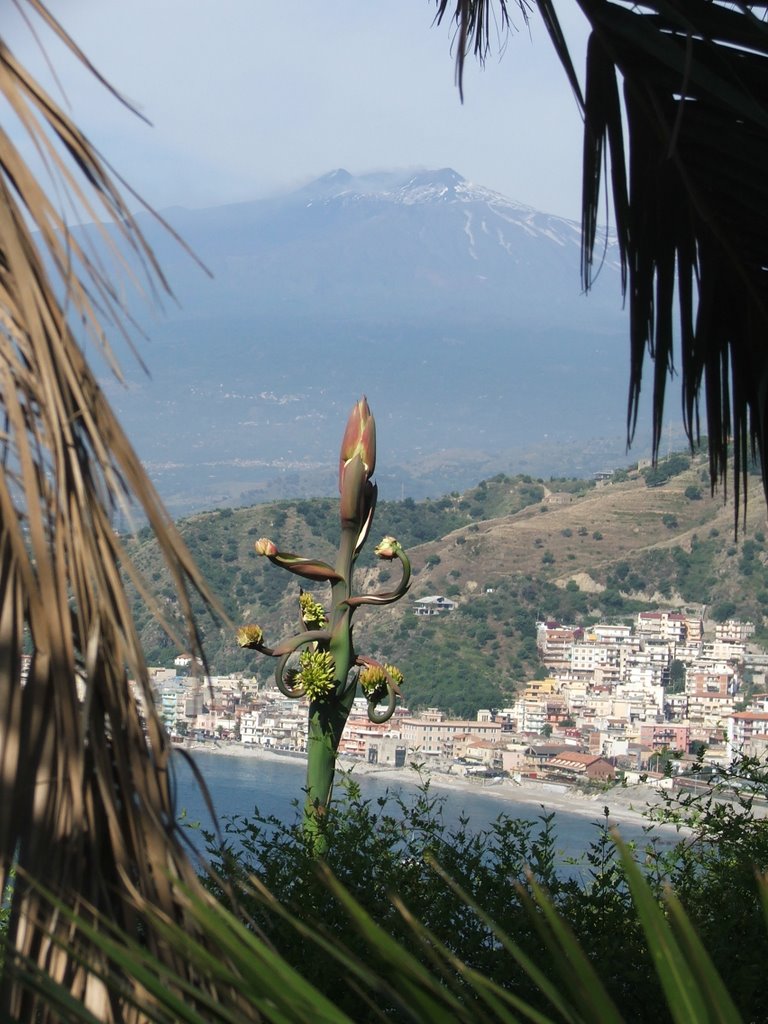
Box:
436, 0, 768, 514
0, 4, 237, 1019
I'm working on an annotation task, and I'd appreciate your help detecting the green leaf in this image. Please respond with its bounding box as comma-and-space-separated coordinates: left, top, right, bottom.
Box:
616, 837, 733, 1024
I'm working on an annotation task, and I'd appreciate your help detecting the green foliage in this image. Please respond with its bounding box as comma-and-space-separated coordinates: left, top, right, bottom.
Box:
712, 600, 738, 622
548, 476, 596, 495
642, 453, 692, 488
16, 766, 768, 1023
192, 765, 768, 1023
668, 659, 686, 693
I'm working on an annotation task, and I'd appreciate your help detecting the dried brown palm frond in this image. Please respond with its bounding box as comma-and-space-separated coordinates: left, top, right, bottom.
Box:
0, 3, 238, 1020
436, 0, 768, 520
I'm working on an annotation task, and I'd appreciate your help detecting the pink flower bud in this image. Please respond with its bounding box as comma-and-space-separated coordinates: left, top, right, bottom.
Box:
339, 396, 376, 491
254, 537, 278, 557
374, 536, 400, 560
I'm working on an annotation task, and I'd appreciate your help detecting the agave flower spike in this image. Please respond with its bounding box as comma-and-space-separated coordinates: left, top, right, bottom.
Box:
239, 400, 409, 849
299, 590, 329, 631
353, 482, 378, 556
357, 658, 402, 724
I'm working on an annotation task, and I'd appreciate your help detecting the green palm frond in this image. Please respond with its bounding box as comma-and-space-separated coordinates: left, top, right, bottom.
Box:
573, 0, 768, 517
0, 3, 225, 1020
436, 0, 768, 517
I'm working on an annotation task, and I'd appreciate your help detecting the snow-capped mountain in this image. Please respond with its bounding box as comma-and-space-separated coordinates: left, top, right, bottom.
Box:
304, 166, 586, 250
92, 169, 636, 513
131, 167, 621, 327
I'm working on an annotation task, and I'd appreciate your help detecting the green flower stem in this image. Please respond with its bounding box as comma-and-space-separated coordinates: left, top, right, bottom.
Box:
367, 685, 397, 724
304, 682, 357, 853
303, 526, 357, 846
344, 547, 412, 608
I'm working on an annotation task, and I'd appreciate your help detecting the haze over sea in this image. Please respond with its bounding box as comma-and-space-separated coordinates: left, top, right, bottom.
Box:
173, 750, 671, 873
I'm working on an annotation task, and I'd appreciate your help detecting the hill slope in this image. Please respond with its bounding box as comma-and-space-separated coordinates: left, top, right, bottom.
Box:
128, 452, 768, 717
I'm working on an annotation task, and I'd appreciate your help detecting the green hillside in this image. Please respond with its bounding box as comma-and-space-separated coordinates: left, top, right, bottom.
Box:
126, 452, 768, 717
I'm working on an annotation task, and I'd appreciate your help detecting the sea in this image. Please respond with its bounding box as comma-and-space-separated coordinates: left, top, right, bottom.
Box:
172, 749, 673, 872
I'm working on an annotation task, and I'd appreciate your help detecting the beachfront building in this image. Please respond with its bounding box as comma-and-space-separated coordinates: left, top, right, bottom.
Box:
400, 708, 503, 758
639, 722, 691, 753
240, 708, 307, 750
544, 751, 615, 783
337, 699, 407, 757
365, 734, 408, 767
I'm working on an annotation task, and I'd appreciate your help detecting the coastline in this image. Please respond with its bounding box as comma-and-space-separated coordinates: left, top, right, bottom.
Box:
175, 740, 672, 830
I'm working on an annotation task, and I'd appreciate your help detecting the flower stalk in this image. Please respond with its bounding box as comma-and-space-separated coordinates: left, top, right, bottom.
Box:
238, 398, 409, 850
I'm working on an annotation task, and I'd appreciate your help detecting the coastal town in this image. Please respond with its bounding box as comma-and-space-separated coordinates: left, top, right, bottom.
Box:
149, 605, 768, 789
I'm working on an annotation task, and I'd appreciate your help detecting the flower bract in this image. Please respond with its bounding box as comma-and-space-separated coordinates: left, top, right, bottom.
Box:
299, 591, 328, 629
236, 624, 264, 648
298, 649, 336, 702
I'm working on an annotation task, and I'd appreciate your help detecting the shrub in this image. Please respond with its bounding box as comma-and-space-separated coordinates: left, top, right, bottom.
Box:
193, 762, 768, 1024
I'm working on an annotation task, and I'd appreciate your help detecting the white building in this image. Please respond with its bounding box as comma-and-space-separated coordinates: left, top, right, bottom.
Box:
413, 595, 456, 616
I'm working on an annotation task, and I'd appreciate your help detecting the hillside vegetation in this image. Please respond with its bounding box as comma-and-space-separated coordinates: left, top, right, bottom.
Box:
127, 452, 768, 717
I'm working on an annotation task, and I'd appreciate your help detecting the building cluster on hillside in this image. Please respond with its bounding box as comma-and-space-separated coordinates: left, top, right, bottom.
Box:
144, 609, 768, 787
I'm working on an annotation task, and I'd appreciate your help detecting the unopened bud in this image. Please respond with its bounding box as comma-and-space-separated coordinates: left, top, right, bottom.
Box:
374, 536, 401, 560
254, 537, 278, 557
339, 397, 376, 490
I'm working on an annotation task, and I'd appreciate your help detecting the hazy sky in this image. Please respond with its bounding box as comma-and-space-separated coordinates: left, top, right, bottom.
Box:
7, 1, 591, 219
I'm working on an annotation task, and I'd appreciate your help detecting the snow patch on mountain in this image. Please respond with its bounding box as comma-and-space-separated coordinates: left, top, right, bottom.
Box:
303, 167, 609, 255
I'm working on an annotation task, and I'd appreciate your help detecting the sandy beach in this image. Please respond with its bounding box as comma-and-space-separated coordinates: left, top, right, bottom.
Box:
177, 740, 674, 830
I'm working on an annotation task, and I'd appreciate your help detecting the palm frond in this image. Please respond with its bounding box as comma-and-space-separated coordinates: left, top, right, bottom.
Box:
0, 4, 226, 1020
435, 0, 768, 518
574, 0, 768, 519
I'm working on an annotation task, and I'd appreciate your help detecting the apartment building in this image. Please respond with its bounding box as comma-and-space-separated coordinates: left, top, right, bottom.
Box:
726, 711, 768, 759
399, 709, 503, 757
636, 611, 687, 643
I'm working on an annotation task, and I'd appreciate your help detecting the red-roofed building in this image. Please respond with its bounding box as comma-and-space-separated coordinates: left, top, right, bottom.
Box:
636, 611, 687, 643
544, 750, 615, 782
